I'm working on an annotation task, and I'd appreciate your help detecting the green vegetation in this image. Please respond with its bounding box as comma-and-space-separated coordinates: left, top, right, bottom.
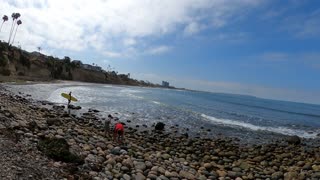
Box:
0, 41, 166, 88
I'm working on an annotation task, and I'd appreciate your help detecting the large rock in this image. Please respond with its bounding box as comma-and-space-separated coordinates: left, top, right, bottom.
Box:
46, 118, 62, 126
155, 122, 165, 131
37, 137, 83, 164
286, 135, 301, 145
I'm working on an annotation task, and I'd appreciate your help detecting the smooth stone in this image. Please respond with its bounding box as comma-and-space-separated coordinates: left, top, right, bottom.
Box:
147, 173, 157, 180
85, 154, 96, 163
134, 172, 146, 180
134, 161, 146, 171
106, 158, 116, 166
151, 166, 158, 171
158, 167, 166, 174
312, 165, 320, 171
232, 167, 242, 172
228, 171, 242, 178
159, 175, 169, 180
302, 163, 312, 170
122, 158, 134, 168
284, 171, 298, 180
217, 170, 227, 177
239, 161, 250, 170
179, 170, 195, 179
199, 175, 207, 180
162, 154, 171, 160
57, 129, 64, 135
120, 149, 128, 155
164, 171, 173, 177
83, 144, 92, 151
271, 171, 284, 179
145, 161, 152, 168
123, 174, 131, 180
204, 163, 212, 169
312, 172, 320, 179
111, 147, 121, 155
121, 166, 130, 172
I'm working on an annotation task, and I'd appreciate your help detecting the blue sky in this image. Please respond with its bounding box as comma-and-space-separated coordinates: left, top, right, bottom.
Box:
1, 0, 320, 104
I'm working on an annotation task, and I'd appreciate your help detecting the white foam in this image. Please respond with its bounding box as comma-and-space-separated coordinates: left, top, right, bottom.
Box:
120, 89, 142, 93
201, 114, 319, 138
152, 101, 161, 105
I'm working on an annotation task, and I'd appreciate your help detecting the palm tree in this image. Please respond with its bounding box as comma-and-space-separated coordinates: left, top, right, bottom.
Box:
0, 15, 8, 32
11, 19, 22, 45
8, 13, 21, 44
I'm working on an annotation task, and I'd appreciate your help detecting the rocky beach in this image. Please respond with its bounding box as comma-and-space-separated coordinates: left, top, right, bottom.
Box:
1, 84, 320, 180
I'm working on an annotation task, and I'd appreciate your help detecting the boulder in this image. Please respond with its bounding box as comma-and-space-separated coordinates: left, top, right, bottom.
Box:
68, 105, 82, 110
155, 122, 165, 131
46, 118, 62, 126
286, 135, 301, 145
37, 137, 83, 164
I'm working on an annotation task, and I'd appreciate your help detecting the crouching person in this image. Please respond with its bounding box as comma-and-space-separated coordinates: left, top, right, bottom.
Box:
113, 122, 125, 144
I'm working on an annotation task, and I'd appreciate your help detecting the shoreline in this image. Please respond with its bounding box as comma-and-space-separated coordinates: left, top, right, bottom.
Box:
1, 84, 320, 179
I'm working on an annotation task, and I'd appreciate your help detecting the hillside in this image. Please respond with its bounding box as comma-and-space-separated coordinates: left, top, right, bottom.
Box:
0, 42, 160, 87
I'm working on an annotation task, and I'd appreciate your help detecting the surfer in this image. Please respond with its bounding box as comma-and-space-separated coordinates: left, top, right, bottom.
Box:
113, 122, 125, 144
67, 91, 72, 108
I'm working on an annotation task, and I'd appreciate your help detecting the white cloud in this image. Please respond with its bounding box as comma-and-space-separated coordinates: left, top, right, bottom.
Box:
103, 51, 122, 58
145, 45, 172, 55
0, 0, 263, 58
282, 10, 320, 39
123, 38, 136, 46
183, 22, 206, 36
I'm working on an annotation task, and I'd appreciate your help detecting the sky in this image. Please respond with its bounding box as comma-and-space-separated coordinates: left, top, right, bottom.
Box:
0, 0, 320, 104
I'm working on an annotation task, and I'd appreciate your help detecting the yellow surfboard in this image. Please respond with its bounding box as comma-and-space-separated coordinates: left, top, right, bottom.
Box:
61, 93, 78, 102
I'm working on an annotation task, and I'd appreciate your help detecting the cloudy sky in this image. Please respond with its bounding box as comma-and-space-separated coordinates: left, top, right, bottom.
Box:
1, 0, 320, 104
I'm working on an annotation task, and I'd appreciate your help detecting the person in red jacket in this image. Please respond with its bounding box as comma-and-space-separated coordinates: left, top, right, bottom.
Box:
113, 122, 125, 144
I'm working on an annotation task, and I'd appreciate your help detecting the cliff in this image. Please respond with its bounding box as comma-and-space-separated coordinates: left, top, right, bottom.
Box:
0, 42, 159, 87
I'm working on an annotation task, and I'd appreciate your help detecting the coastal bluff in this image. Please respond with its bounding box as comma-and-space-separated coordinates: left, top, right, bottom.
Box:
0, 41, 159, 87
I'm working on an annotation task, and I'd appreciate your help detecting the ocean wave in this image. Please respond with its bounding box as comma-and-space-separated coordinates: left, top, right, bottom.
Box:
152, 101, 161, 105
201, 114, 319, 138
120, 89, 143, 94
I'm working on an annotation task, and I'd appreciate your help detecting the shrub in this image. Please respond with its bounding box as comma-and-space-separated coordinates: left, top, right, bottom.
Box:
0, 69, 11, 76
20, 54, 30, 68
0, 55, 7, 67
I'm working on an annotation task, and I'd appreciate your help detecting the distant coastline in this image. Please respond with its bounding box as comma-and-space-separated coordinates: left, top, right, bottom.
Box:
0, 41, 179, 90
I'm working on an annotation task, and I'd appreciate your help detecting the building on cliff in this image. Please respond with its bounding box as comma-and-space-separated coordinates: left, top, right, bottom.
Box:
82, 64, 102, 72
162, 81, 169, 87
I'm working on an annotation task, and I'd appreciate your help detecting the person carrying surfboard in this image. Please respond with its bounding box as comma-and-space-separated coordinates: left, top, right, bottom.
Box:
113, 122, 125, 144
67, 91, 72, 108
61, 92, 78, 109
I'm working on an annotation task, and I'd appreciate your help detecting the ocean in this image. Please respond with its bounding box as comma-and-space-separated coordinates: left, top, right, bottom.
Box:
4, 81, 320, 144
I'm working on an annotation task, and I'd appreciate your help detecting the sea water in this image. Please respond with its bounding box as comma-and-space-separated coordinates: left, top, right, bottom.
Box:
4, 82, 320, 143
